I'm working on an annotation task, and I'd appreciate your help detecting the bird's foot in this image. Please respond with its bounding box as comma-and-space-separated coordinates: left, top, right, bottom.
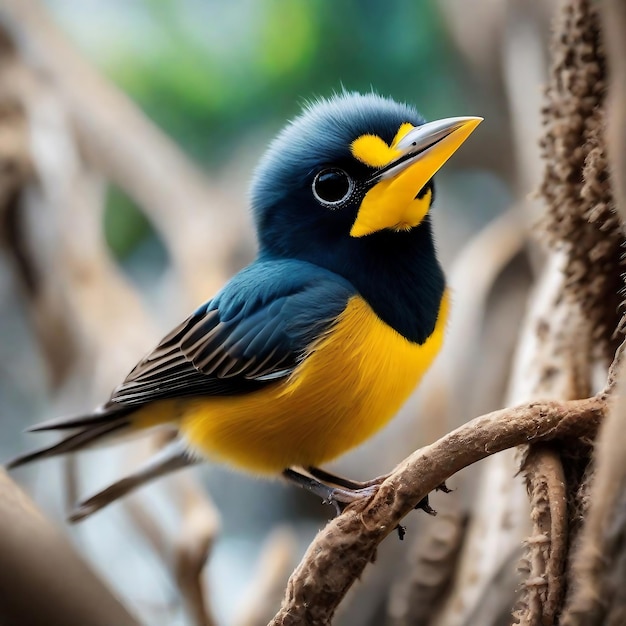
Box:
306, 465, 390, 490
283, 468, 453, 539
324, 484, 380, 516
436, 480, 452, 494
282, 468, 379, 516
415, 495, 437, 516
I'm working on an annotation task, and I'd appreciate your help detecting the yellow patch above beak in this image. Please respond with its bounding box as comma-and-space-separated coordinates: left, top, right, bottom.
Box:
349, 117, 482, 237
350, 122, 415, 168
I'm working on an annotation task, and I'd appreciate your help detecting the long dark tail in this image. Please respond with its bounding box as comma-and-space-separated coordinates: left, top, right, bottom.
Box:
6, 405, 134, 469
68, 438, 197, 522
6, 405, 197, 522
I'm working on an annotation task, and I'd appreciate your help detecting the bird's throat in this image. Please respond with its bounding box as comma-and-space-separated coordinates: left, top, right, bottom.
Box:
340, 217, 445, 344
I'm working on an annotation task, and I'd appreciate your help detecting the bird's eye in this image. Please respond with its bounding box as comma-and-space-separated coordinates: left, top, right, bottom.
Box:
312, 168, 353, 207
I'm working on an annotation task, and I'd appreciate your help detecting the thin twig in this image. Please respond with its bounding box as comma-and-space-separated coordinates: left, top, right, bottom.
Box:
172, 472, 221, 626
235, 527, 298, 626
122, 433, 220, 626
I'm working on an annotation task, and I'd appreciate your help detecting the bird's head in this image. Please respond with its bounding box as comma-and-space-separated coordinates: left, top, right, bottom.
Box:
251, 91, 481, 264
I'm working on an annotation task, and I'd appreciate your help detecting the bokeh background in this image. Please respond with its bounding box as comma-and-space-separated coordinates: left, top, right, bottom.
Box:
51, 0, 516, 268
0, 1, 551, 624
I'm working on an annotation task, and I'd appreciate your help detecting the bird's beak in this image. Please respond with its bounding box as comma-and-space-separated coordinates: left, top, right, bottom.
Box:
350, 116, 483, 237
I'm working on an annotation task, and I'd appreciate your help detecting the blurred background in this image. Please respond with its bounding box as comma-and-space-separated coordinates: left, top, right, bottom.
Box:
0, 1, 552, 624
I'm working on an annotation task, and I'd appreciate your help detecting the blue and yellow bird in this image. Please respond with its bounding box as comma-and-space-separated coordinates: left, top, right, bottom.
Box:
8, 92, 481, 519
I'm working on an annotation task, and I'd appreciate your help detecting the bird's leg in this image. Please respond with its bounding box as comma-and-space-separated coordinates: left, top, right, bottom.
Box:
306, 465, 390, 489
284, 467, 453, 536
306, 467, 452, 517
437, 481, 452, 493
68, 438, 197, 523
308, 466, 451, 495
282, 468, 378, 516
301, 467, 434, 540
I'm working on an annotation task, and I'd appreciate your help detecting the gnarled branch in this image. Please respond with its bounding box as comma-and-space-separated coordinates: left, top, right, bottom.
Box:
269, 396, 607, 624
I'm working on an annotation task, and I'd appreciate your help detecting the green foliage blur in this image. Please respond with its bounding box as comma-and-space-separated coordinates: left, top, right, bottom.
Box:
63, 0, 465, 259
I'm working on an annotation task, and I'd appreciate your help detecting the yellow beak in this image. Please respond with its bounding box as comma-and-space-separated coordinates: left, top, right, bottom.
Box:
350, 116, 483, 237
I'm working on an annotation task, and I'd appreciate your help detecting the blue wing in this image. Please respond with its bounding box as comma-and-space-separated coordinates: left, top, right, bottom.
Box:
108, 259, 355, 406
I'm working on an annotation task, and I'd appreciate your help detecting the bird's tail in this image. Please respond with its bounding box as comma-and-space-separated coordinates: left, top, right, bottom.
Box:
68, 437, 196, 522
5, 405, 134, 469
6, 404, 196, 522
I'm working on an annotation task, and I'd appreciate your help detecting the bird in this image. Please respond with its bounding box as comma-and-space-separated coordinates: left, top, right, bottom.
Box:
7, 92, 481, 521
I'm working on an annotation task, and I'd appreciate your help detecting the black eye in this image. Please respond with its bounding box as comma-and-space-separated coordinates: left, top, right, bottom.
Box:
312, 168, 353, 206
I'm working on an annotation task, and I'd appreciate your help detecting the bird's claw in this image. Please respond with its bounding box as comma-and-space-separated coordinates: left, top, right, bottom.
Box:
413, 481, 453, 516
436, 481, 452, 494
415, 494, 438, 516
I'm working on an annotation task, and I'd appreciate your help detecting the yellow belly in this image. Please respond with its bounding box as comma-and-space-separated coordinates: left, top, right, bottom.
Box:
175, 292, 448, 473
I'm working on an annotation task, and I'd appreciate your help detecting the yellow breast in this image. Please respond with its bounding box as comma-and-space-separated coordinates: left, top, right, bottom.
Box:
178, 292, 449, 473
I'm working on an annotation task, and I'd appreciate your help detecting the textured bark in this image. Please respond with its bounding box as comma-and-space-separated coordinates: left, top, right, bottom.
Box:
269, 397, 606, 625
540, 0, 624, 359
557, 0, 626, 623
518, 445, 568, 625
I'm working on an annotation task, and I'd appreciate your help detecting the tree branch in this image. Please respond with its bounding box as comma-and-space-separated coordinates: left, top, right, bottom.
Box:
269, 396, 606, 624
0, 470, 139, 626
518, 444, 568, 624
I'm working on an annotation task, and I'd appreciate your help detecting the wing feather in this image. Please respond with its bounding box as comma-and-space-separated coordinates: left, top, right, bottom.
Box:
106, 261, 355, 409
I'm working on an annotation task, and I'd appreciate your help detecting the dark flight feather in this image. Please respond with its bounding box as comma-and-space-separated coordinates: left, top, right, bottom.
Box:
7, 415, 131, 469
109, 259, 354, 405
